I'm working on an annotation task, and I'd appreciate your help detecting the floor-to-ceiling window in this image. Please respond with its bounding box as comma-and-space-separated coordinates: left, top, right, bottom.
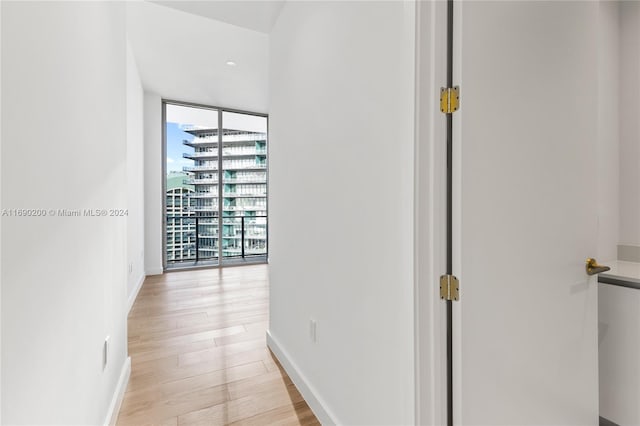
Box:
164, 101, 268, 268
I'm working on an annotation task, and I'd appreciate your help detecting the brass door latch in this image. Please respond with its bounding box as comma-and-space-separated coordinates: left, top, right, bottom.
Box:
586, 258, 610, 276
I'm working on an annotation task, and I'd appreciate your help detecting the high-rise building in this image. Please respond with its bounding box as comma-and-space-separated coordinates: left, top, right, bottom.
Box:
181, 127, 268, 260
165, 172, 195, 261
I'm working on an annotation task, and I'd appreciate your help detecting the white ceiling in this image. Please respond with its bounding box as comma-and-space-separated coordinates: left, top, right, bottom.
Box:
127, 1, 269, 112
149, 0, 285, 34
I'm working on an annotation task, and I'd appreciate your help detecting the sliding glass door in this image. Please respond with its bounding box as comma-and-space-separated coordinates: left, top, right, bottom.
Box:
164, 101, 267, 268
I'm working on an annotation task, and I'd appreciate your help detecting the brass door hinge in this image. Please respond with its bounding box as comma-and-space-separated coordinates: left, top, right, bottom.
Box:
440, 275, 460, 301
440, 86, 460, 114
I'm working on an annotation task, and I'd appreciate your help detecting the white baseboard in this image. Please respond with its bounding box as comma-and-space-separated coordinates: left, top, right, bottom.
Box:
104, 356, 131, 426
127, 273, 145, 314
145, 267, 163, 276
266, 331, 338, 425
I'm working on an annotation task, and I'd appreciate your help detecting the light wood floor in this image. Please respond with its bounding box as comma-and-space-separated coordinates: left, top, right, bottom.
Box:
117, 264, 320, 426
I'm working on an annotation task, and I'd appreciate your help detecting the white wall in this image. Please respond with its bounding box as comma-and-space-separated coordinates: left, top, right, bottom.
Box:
126, 41, 146, 308
127, 1, 269, 113
619, 1, 640, 250
0, 1, 3, 421
1, 2, 128, 424
144, 92, 163, 275
268, 2, 416, 424
596, 0, 620, 262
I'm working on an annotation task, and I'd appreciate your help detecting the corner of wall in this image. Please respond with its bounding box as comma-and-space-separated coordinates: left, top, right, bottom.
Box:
617, 1, 640, 249
145, 268, 164, 276
103, 357, 131, 426
126, 37, 147, 311
265, 331, 338, 426
127, 273, 145, 314
143, 92, 164, 275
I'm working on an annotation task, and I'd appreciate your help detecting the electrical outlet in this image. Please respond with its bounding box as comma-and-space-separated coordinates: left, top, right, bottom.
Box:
103, 336, 110, 370
309, 319, 317, 343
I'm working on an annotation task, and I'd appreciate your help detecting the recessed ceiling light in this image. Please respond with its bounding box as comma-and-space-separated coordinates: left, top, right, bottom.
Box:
226, 60, 236, 66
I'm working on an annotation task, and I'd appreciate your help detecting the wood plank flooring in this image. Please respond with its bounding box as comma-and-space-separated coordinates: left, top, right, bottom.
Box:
117, 265, 320, 426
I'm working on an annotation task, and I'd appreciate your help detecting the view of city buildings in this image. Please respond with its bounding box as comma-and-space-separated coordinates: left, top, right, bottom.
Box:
165, 105, 268, 265
165, 172, 195, 261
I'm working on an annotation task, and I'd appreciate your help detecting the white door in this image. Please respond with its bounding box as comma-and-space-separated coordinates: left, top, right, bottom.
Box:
454, 1, 599, 424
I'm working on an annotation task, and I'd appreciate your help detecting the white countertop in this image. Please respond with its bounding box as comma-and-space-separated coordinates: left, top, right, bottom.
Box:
600, 260, 640, 285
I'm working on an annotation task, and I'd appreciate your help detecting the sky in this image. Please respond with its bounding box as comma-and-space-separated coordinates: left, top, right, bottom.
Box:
166, 104, 218, 174
166, 123, 194, 174
166, 104, 267, 175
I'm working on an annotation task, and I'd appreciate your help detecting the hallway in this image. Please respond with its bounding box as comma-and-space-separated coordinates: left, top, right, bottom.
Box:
116, 265, 319, 425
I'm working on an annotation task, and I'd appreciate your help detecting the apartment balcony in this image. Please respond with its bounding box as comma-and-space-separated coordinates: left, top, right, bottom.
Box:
167, 238, 196, 245
222, 163, 266, 171
222, 205, 267, 212
166, 228, 196, 235
197, 234, 219, 239
166, 218, 195, 225
222, 152, 264, 159
185, 206, 219, 213
184, 178, 218, 185
183, 135, 267, 146
222, 179, 267, 185
167, 243, 196, 249
226, 205, 266, 210
183, 163, 267, 172
183, 139, 216, 148
222, 134, 266, 143
183, 165, 218, 172
183, 152, 217, 160
185, 178, 266, 185
183, 151, 261, 159
223, 193, 267, 198
166, 215, 267, 265
188, 192, 218, 199
221, 234, 267, 240
167, 230, 195, 237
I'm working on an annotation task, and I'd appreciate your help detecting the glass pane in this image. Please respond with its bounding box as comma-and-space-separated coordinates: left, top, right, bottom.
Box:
221, 111, 268, 263
165, 104, 219, 265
